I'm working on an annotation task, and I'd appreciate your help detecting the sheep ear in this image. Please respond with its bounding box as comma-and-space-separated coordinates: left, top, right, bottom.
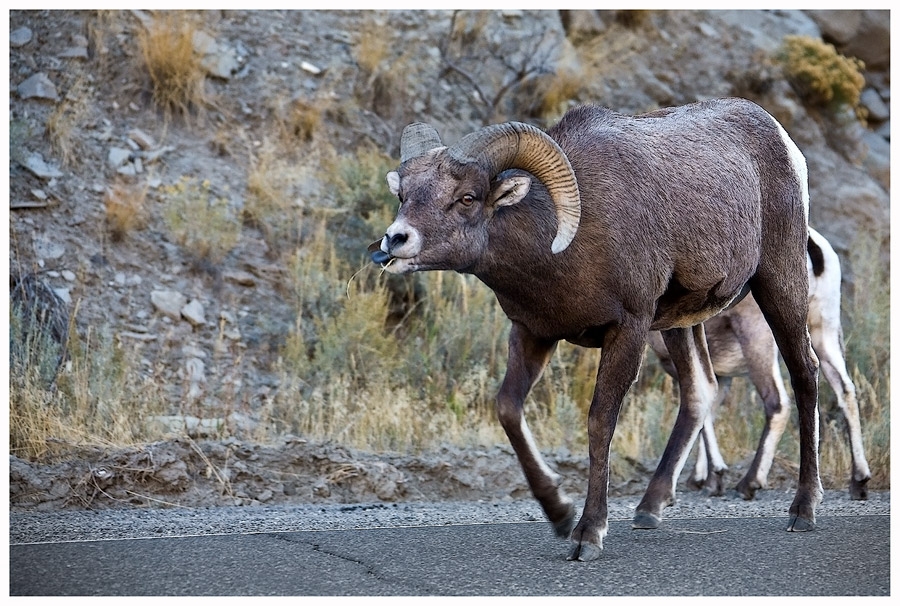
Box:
490, 175, 531, 208
386, 171, 401, 196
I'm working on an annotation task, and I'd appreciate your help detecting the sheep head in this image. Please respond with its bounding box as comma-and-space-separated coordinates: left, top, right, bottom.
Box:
369, 121, 581, 274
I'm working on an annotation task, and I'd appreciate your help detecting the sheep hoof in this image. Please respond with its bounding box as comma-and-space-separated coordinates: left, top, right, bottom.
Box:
631, 511, 662, 529
552, 510, 576, 538
786, 514, 816, 532
735, 478, 760, 501
567, 542, 602, 562
849, 477, 869, 501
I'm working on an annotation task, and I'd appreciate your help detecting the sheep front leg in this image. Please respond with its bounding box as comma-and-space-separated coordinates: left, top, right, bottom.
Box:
568, 321, 648, 561
496, 323, 575, 539
634, 324, 717, 529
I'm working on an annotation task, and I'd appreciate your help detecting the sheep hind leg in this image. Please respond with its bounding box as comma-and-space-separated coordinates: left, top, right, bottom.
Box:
732, 312, 791, 500
634, 324, 717, 529
751, 275, 823, 532
496, 324, 575, 539
812, 325, 871, 500
694, 378, 730, 496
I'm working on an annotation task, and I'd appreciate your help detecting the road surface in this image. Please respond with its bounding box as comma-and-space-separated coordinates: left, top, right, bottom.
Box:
10, 490, 890, 595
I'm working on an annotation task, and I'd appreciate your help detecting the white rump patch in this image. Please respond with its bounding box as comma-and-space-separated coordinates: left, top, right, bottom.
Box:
771, 117, 810, 220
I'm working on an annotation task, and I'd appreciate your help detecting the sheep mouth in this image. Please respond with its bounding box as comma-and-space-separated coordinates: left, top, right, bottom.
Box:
367, 239, 426, 274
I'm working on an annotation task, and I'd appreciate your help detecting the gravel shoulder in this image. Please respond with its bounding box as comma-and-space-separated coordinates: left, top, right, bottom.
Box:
9, 489, 890, 545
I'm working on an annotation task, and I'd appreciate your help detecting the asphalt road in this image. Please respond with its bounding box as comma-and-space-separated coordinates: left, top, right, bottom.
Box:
9, 492, 891, 596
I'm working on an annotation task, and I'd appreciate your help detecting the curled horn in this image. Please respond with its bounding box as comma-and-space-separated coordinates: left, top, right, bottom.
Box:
448, 122, 581, 253
400, 122, 444, 163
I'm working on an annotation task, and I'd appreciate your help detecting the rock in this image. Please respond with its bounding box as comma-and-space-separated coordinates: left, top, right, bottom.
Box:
59, 46, 89, 60
806, 9, 890, 70
118, 331, 157, 341
859, 129, 890, 191
128, 128, 157, 150
107, 147, 132, 168
185, 357, 206, 399
10, 26, 33, 48
808, 148, 890, 273
22, 152, 63, 179
145, 415, 222, 438
32, 234, 65, 260
181, 299, 206, 326
300, 61, 322, 75
53, 288, 71, 305
17, 72, 59, 101
151, 290, 187, 320
860, 88, 889, 123
224, 269, 256, 286
193, 30, 240, 79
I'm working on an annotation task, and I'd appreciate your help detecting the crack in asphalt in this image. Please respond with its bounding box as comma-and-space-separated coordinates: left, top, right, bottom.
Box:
269, 532, 431, 595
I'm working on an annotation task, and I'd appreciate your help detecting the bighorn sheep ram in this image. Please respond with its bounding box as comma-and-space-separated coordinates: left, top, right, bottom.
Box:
648, 226, 870, 500
368, 98, 822, 561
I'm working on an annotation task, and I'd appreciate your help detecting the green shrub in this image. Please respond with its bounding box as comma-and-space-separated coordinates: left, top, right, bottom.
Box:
162, 176, 241, 264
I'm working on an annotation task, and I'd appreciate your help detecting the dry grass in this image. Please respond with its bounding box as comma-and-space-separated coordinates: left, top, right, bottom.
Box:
46, 71, 92, 168
104, 181, 148, 241
10, 323, 170, 461
354, 17, 392, 76
136, 12, 207, 124
244, 143, 302, 250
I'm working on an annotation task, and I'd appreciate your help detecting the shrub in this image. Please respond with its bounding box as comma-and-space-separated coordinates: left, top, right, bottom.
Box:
162, 176, 240, 264
776, 35, 866, 118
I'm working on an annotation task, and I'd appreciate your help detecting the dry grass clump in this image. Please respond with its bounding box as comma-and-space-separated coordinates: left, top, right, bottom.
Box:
104, 181, 148, 241
352, 14, 409, 118
524, 40, 587, 122
244, 143, 303, 250
776, 35, 866, 119
136, 12, 207, 123
354, 16, 392, 76
162, 176, 240, 264
265, 91, 334, 146
46, 72, 92, 168
614, 10, 652, 28
10, 320, 171, 461
10, 273, 71, 390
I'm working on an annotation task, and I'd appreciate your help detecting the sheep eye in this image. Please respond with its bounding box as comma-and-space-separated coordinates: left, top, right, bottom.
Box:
460, 194, 475, 206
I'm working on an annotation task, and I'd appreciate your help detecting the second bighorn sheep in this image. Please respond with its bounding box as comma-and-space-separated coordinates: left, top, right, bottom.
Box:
648, 226, 870, 500
369, 98, 822, 562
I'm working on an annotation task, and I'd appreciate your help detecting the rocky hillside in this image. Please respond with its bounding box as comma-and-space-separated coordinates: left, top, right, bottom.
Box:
8, 10, 890, 511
